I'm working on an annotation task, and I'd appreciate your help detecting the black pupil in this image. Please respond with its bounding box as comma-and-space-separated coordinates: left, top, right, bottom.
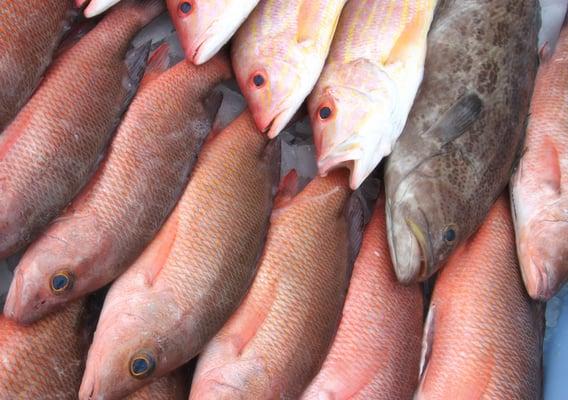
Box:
445, 228, 456, 242
180, 2, 192, 13
319, 106, 332, 119
132, 358, 149, 375
52, 275, 68, 290
253, 74, 265, 87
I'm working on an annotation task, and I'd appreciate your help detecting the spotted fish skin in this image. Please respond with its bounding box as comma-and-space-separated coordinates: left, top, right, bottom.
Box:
0, 301, 88, 399
190, 170, 362, 399
167, 0, 260, 65
0, 0, 164, 260
0, 0, 75, 130
309, 0, 437, 190
416, 195, 544, 399
385, 0, 540, 283
510, 23, 568, 301
3, 53, 232, 325
301, 194, 423, 400
232, 0, 347, 138
79, 111, 280, 400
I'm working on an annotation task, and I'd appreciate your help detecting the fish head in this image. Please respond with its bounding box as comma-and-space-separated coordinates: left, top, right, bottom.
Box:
3, 222, 113, 324
232, 42, 310, 138
167, 0, 230, 64
515, 204, 568, 301
79, 290, 169, 399
309, 62, 399, 189
386, 170, 465, 283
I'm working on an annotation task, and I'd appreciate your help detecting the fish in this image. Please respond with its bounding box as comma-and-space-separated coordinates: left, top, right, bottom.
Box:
0, 0, 75, 130
232, 0, 347, 138
126, 369, 188, 400
167, 0, 260, 65
511, 22, 568, 301
301, 193, 423, 399
385, 0, 540, 283
416, 195, 544, 399
76, 0, 122, 18
0, 0, 164, 260
0, 300, 89, 399
189, 169, 365, 399
79, 110, 280, 400
3, 48, 232, 324
308, 0, 437, 190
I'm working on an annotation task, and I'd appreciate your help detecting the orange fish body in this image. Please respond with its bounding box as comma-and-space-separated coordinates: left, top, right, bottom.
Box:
416, 195, 543, 399
511, 23, 568, 301
0, 0, 75, 130
190, 170, 363, 399
126, 369, 188, 400
302, 195, 423, 399
0, 301, 88, 399
4, 52, 232, 324
0, 0, 163, 259
79, 111, 279, 400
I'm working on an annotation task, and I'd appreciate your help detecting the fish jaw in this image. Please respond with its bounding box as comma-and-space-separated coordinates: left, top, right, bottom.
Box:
168, 0, 258, 65
232, 44, 318, 138
84, 0, 122, 17
516, 214, 568, 301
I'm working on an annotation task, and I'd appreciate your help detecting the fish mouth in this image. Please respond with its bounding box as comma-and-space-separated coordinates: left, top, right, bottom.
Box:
190, 28, 223, 65
84, 0, 120, 18
259, 107, 295, 139
405, 216, 435, 281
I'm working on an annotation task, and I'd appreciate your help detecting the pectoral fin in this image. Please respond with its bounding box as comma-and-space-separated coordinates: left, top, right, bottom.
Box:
428, 93, 483, 145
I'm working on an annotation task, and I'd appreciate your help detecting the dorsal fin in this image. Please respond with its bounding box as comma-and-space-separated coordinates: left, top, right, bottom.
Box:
428, 93, 483, 146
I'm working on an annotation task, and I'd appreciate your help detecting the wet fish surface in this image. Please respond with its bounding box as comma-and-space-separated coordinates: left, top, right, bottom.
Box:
302, 194, 423, 400
3, 50, 232, 324
190, 170, 365, 399
77, 0, 122, 17
79, 110, 280, 400
385, 0, 540, 283
309, 0, 437, 189
126, 369, 189, 400
0, 301, 88, 399
167, 0, 260, 64
511, 21, 568, 301
0, 0, 75, 130
0, 0, 164, 260
232, 0, 347, 138
416, 195, 544, 399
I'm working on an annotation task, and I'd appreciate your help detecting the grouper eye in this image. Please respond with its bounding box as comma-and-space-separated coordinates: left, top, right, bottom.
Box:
50, 271, 73, 294
444, 227, 457, 243
129, 352, 156, 379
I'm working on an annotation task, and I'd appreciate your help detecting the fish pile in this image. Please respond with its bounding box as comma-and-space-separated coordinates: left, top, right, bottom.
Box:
0, 0, 565, 399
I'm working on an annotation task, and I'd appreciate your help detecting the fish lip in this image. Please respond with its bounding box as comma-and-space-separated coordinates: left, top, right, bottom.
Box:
525, 256, 554, 301
260, 107, 292, 139
189, 23, 221, 65
401, 214, 434, 283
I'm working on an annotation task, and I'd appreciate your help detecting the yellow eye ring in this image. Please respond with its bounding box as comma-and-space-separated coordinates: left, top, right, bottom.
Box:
129, 352, 156, 379
50, 271, 73, 294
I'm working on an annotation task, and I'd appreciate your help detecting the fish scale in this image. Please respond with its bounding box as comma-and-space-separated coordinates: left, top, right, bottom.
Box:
79, 111, 279, 400
0, 0, 74, 131
0, 0, 163, 260
0, 301, 87, 399
302, 195, 423, 399
3, 52, 232, 324
190, 170, 362, 399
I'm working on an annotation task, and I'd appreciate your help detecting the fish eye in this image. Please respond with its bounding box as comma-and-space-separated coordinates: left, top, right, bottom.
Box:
50, 271, 73, 294
319, 106, 332, 120
178, 1, 193, 15
251, 73, 266, 88
129, 352, 155, 379
443, 227, 457, 243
